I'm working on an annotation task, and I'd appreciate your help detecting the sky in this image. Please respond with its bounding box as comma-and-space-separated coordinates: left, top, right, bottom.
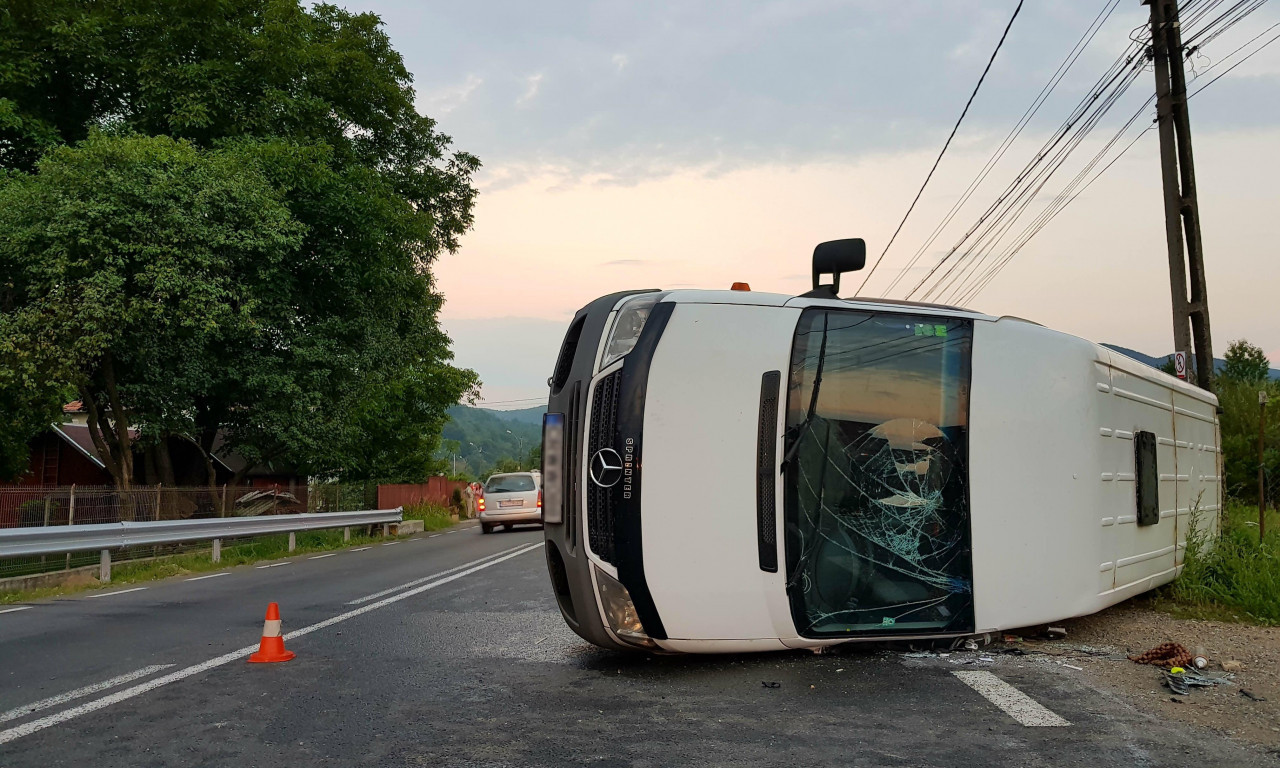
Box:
344, 0, 1280, 406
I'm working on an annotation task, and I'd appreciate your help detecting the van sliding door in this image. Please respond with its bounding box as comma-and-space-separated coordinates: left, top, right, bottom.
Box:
783, 309, 974, 638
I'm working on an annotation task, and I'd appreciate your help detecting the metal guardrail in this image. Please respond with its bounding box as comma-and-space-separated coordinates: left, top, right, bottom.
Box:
0, 509, 403, 582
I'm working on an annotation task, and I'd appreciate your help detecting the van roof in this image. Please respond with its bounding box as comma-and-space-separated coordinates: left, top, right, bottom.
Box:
658, 288, 994, 320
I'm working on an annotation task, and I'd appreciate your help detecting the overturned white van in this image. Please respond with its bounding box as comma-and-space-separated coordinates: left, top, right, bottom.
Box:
540, 240, 1222, 653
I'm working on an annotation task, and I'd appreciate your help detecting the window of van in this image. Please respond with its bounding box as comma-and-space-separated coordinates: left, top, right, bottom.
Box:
783, 309, 974, 638
486, 475, 536, 493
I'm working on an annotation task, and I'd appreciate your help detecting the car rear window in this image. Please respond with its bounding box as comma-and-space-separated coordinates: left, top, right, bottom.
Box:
486, 475, 535, 493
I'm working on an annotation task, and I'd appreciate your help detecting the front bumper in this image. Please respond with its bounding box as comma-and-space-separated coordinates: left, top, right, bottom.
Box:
542, 290, 664, 652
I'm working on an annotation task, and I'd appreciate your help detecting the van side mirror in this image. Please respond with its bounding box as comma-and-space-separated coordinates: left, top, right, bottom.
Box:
808, 239, 866, 296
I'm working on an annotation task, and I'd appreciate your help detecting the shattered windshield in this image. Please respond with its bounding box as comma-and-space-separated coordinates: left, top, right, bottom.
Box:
783, 309, 973, 637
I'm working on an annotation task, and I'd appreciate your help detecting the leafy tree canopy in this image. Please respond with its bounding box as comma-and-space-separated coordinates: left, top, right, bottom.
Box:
1221, 339, 1272, 384
0, 0, 479, 485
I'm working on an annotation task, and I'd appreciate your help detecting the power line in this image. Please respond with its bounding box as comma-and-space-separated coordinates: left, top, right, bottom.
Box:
881, 0, 1124, 297
853, 0, 1025, 296
899, 0, 1270, 304
904, 39, 1150, 301
955, 9, 1280, 303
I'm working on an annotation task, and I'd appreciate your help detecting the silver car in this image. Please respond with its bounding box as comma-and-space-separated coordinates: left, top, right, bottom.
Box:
479, 472, 542, 533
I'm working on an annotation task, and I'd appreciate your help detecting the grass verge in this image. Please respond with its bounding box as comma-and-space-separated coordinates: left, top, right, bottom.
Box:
1155, 501, 1280, 625
0, 515, 462, 605
401, 501, 461, 532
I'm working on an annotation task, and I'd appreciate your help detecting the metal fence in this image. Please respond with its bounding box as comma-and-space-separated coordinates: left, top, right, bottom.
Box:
0, 483, 382, 583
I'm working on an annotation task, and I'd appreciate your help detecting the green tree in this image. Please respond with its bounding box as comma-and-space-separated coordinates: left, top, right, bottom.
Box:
0, 1, 479, 485
1221, 339, 1272, 384
0, 134, 304, 489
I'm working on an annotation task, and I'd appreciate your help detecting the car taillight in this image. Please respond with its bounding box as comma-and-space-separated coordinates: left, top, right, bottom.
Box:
477, 493, 485, 512
537, 491, 542, 508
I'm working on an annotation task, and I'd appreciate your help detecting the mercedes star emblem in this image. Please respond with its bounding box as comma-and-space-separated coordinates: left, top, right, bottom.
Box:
589, 448, 624, 488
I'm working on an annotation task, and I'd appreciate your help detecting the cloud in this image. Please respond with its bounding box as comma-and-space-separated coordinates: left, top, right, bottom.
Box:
420, 73, 483, 115
350, 0, 1280, 187
602, 259, 646, 266
516, 73, 543, 107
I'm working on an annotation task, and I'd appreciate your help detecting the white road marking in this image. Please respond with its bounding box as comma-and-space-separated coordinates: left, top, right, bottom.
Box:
185, 573, 229, 582
0, 665, 174, 724
381, 541, 399, 547
255, 562, 290, 569
0, 606, 31, 615
445, 530, 457, 534
408, 538, 422, 542
952, 671, 1070, 727
308, 553, 337, 560
0, 544, 544, 746
345, 543, 541, 605
85, 587, 146, 599
350, 546, 372, 552
428, 534, 442, 538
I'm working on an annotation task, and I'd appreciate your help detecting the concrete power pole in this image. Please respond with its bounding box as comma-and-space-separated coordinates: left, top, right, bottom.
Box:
1146, 0, 1214, 391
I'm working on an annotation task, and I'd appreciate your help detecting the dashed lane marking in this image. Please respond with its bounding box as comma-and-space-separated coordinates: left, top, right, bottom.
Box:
952, 670, 1070, 727
0, 544, 545, 746
0, 606, 31, 615
85, 587, 147, 599
255, 562, 290, 570
345, 542, 541, 605
308, 553, 337, 560
381, 541, 399, 547
185, 573, 229, 582
350, 547, 372, 552
428, 534, 442, 538
0, 665, 174, 724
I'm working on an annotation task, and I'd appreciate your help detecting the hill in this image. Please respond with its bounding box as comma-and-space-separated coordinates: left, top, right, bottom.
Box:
440, 405, 542, 479
479, 405, 546, 425
1103, 344, 1280, 380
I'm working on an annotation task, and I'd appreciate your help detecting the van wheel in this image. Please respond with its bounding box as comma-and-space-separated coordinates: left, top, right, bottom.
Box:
481, 523, 493, 534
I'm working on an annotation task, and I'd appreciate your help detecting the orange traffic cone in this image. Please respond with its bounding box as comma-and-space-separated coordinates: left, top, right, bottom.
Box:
248, 602, 295, 663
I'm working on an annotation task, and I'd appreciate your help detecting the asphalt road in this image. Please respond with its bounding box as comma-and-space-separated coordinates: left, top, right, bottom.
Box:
0, 522, 1274, 767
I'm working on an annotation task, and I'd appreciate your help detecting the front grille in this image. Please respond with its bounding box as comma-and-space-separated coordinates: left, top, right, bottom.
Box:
586, 370, 622, 564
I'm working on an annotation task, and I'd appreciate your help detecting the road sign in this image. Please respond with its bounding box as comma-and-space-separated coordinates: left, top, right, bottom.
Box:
1174, 351, 1188, 380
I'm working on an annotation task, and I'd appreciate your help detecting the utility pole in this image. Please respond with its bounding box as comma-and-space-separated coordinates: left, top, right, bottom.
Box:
1146, 0, 1214, 391
1261, 390, 1269, 540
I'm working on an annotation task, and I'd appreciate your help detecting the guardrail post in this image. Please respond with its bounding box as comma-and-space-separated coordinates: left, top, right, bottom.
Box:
65, 484, 76, 571
288, 531, 296, 552
99, 549, 110, 582
212, 538, 221, 563
343, 527, 350, 542
382, 523, 390, 537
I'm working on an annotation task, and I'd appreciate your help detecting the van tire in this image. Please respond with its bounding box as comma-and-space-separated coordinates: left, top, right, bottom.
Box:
481, 523, 494, 534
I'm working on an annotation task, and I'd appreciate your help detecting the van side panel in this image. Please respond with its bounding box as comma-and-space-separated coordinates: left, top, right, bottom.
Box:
970, 319, 1221, 633
641, 303, 801, 642
968, 319, 1110, 631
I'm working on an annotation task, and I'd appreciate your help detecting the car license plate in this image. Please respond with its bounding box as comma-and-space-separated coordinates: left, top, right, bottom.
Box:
498, 500, 523, 508
542, 413, 564, 524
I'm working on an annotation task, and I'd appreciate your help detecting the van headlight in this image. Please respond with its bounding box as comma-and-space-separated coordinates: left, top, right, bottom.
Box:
594, 567, 656, 648
600, 293, 661, 369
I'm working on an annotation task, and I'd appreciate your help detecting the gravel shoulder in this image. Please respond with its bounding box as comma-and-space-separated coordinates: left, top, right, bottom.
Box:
1006, 598, 1280, 750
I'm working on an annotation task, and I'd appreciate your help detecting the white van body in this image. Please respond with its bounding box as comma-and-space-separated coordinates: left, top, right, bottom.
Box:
540, 288, 1222, 653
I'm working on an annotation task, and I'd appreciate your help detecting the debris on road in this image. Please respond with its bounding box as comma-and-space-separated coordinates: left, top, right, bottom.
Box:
1240, 688, 1266, 702
1221, 659, 1245, 673
1163, 669, 1234, 696
1046, 626, 1067, 640
761, 681, 780, 689
1192, 646, 1209, 669
1128, 642, 1193, 668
